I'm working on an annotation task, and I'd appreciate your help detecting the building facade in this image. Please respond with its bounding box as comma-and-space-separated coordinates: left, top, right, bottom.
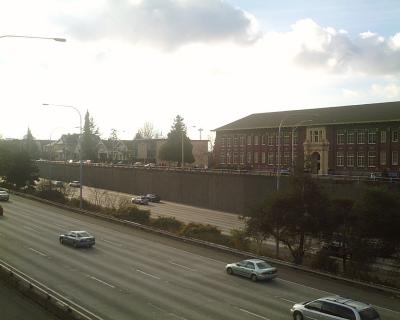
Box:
214, 101, 400, 176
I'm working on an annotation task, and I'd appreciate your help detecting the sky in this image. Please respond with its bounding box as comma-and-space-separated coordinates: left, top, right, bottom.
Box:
1, 0, 399, 141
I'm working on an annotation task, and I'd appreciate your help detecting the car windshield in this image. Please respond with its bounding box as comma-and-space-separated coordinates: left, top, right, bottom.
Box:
77, 232, 91, 237
256, 262, 272, 269
359, 308, 380, 320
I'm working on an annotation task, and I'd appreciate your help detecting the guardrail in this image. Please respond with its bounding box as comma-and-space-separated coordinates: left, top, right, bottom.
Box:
0, 258, 103, 320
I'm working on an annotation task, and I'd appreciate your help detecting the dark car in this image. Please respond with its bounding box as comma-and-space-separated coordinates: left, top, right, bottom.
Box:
59, 230, 95, 248
145, 194, 161, 203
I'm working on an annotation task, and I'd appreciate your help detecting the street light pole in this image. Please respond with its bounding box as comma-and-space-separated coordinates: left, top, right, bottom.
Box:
276, 119, 285, 191
0, 35, 66, 42
43, 103, 83, 209
181, 132, 184, 169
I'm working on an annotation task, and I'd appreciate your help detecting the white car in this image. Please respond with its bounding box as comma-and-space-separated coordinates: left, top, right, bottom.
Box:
225, 259, 277, 282
69, 181, 81, 187
0, 190, 9, 201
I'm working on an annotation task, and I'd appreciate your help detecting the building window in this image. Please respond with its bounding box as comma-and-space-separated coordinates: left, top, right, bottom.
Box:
247, 135, 252, 145
234, 137, 238, 147
347, 152, 354, 167
357, 152, 365, 167
268, 152, 274, 165
254, 152, 259, 163
380, 131, 387, 144
240, 136, 244, 147
392, 130, 398, 142
247, 151, 252, 163
226, 152, 231, 164
368, 132, 376, 144
336, 151, 344, 166
261, 152, 266, 164
380, 151, 386, 166
368, 151, 376, 167
254, 136, 259, 146
283, 152, 290, 165
312, 130, 320, 143
357, 131, 365, 144
220, 154, 225, 164
347, 132, 355, 144
283, 133, 290, 145
227, 137, 231, 148
233, 152, 238, 164
337, 132, 345, 145
293, 131, 298, 145
240, 152, 244, 164
261, 135, 266, 145
392, 151, 399, 165
268, 134, 274, 146
221, 137, 225, 148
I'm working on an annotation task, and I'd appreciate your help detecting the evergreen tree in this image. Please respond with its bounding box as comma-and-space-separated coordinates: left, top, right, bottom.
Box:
80, 111, 99, 161
22, 128, 40, 159
159, 115, 194, 165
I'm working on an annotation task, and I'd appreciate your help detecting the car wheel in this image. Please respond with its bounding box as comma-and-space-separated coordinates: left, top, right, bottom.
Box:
226, 267, 233, 275
251, 274, 258, 282
293, 311, 303, 320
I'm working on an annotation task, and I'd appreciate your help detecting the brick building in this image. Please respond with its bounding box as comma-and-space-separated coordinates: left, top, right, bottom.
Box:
214, 101, 400, 176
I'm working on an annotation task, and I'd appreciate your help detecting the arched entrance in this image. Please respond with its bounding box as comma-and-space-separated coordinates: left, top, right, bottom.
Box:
311, 152, 320, 174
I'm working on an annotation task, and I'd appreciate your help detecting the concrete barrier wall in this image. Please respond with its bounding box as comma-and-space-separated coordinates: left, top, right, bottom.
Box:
38, 162, 385, 215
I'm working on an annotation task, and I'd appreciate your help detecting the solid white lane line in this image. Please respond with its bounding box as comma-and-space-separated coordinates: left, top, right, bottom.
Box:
29, 248, 47, 257
102, 239, 123, 247
88, 275, 115, 288
169, 261, 196, 271
136, 269, 161, 280
238, 308, 270, 320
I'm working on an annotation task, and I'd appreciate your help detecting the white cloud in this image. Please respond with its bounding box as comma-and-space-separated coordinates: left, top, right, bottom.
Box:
289, 19, 400, 75
60, 0, 260, 49
371, 83, 400, 99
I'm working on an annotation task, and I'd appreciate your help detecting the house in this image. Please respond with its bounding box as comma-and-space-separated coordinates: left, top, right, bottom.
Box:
214, 101, 400, 176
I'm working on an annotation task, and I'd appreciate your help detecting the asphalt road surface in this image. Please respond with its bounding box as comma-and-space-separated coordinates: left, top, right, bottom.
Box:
0, 195, 399, 320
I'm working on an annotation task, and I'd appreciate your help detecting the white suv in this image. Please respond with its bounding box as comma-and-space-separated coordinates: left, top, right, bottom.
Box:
291, 296, 380, 320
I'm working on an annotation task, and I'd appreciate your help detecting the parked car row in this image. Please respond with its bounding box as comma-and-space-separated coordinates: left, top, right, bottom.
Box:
131, 193, 161, 205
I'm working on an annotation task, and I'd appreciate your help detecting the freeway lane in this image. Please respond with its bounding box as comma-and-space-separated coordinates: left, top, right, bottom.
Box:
0, 196, 399, 320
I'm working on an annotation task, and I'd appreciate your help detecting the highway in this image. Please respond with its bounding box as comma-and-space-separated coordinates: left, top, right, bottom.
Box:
0, 195, 399, 320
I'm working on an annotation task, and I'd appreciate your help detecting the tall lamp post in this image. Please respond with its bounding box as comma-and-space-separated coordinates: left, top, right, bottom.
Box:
43, 103, 83, 209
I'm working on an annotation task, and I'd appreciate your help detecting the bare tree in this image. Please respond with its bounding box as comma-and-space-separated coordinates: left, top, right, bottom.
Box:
138, 122, 157, 139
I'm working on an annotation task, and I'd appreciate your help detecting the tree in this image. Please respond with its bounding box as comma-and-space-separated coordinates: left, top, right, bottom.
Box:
0, 141, 39, 188
108, 129, 119, 161
243, 174, 330, 264
22, 128, 40, 159
159, 115, 194, 165
81, 111, 99, 161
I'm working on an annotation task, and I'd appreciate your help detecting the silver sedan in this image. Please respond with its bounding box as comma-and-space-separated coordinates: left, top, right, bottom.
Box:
225, 259, 277, 282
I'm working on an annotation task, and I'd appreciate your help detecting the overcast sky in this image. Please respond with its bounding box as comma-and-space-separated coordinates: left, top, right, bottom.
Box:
1, 0, 399, 141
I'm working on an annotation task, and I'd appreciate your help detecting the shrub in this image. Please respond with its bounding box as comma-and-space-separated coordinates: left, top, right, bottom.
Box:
179, 223, 231, 245
68, 198, 103, 212
230, 229, 250, 251
311, 248, 339, 274
150, 216, 184, 233
36, 189, 67, 204
117, 205, 150, 224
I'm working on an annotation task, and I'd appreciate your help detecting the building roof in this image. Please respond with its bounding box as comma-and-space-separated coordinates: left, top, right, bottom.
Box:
214, 101, 400, 132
